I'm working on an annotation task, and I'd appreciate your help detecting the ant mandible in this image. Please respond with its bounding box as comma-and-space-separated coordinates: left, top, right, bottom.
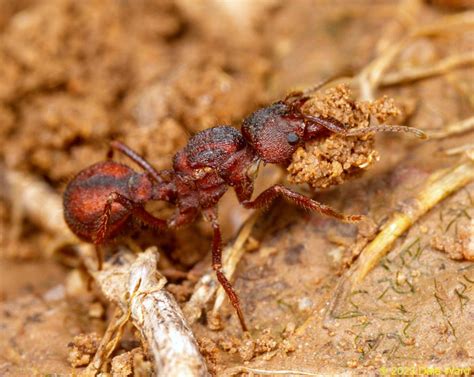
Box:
63, 82, 425, 331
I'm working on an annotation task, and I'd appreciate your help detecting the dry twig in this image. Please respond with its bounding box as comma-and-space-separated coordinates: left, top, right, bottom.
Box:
92, 248, 209, 377
381, 52, 474, 86
443, 143, 474, 156
84, 307, 131, 375
222, 366, 320, 376
357, 11, 474, 99
429, 116, 474, 139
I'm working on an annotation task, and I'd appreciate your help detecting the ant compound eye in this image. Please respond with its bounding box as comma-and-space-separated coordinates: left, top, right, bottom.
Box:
287, 132, 299, 145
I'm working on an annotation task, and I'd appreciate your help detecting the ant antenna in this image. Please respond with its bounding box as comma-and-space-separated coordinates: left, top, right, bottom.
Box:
284, 72, 353, 102
344, 124, 428, 139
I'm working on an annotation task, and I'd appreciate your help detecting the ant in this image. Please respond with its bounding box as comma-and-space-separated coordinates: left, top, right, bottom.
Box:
63, 82, 425, 331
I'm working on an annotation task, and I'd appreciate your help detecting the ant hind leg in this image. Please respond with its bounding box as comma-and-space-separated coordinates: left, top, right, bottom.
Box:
284, 73, 351, 103
204, 208, 248, 331
93, 192, 168, 269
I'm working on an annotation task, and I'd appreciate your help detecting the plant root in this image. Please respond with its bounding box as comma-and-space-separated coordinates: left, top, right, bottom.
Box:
350, 159, 474, 286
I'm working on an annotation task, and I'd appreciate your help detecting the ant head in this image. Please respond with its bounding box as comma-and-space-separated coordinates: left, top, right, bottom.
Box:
241, 102, 306, 164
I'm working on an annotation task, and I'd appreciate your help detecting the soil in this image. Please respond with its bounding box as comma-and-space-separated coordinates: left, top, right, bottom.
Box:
0, 0, 473, 376
287, 85, 402, 189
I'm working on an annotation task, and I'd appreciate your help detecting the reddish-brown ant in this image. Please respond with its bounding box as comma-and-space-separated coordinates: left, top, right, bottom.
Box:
63, 83, 425, 331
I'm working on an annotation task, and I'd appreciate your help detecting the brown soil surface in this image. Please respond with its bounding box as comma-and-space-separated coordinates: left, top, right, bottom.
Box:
0, 0, 473, 376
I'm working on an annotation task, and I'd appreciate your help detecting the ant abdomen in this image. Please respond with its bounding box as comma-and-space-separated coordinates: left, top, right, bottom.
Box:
63, 161, 146, 243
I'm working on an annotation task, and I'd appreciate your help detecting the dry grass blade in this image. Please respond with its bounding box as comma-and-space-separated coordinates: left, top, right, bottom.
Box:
412, 11, 474, 37
2, 169, 208, 377
222, 366, 321, 377
429, 116, 474, 139
1, 169, 71, 238
184, 211, 259, 325
350, 160, 474, 286
358, 38, 410, 100
381, 52, 474, 86
357, 11, 474, 100
443, 143, 474, 156
83, 307, 131, 375
446, 72, 474, 107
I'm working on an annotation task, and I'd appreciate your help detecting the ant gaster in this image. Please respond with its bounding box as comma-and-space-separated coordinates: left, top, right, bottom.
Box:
63, 84, 426, 331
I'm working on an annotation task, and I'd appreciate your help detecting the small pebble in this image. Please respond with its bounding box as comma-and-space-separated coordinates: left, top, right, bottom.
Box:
298, 297, 313, 312
88, 302, 105, 319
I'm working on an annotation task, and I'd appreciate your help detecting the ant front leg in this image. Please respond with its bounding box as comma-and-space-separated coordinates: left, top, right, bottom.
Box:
203, 208, 248, 331
241, 184, 362, 223
94, 192, 168, 269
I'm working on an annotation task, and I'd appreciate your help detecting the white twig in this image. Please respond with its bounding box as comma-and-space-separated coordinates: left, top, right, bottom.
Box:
94, 249, 209, 377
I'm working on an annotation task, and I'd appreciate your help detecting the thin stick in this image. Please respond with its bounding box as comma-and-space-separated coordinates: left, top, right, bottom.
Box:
94, 248, 209, 377
381, 52, 474, 86
428, 116, 474, 139
357, 12, 474, 100
350, 160, 474, 286
443, 143, 474, 156
1, 169, 71, 238
84, 307, 130, 375
222, 366, 320, 377
2, 169, 208, 377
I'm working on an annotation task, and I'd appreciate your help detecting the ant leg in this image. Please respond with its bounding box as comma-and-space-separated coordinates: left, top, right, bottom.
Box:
284, 73, 351, 102
94, 192, 168, 269
93, 194, 119, 269
203, 208, 248, 331
303, 114, 350, 135
108, 141, 170, 183
94, 245, 104, 271
303, 114, 427, 139
242, 184, 362, 223
104, 192, 168, 229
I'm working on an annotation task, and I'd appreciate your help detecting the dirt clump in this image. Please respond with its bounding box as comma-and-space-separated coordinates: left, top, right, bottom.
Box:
430, 214, 474, 261
110, 348, 152, 377
67, 332, 101, 368
287, 85, 403, 189
198, 336, 222, 375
